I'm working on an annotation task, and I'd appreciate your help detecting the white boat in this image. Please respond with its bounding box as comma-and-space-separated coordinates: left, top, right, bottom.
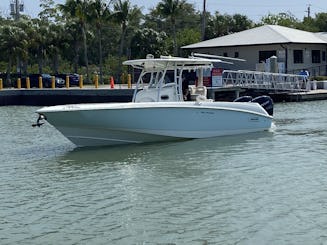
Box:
36, 55, 273, 147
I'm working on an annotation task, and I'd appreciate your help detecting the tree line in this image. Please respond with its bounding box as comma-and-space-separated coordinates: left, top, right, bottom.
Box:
0, 0, 326, 85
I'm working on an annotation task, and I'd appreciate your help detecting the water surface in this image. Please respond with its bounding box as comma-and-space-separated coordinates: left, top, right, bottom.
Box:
0, 102, 327, 244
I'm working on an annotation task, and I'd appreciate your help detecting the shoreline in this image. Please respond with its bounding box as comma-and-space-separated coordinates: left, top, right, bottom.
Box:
1, 87, 327, 106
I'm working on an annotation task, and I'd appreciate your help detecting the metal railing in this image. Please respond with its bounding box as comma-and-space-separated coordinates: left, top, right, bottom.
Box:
291, 64, 327, 77
222, 70, 309, 92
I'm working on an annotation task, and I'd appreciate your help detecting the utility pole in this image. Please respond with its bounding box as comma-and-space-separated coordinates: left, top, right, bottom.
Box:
305, 4, 311, 18
10, 0, 24, 20
201, 0, 206, 41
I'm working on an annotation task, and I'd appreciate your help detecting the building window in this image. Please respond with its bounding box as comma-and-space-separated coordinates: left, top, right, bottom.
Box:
312, 50, 321, 63
293, 50, 303, 63
234, 52, 239, 58
223, 52, 228, 57
322, 51, 326, 62
259, 50, 276, 62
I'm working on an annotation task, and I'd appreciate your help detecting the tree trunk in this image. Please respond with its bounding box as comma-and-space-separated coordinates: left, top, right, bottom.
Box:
21, 59, 28, 76
73, 40, 79, 74
119, 28, 126, 58
81, 24, 90, 83
117, 26, 127, 83
38, 47, 43, 74
5, 56, 12, 87
98, 27, 103, 84
172, 18, 177, 56
53, 49, 59, 74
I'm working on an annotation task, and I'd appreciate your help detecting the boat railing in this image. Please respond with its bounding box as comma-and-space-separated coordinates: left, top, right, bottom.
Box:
222, 70, 309, 92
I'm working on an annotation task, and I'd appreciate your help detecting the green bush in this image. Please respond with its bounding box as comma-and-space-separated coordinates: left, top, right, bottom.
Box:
311, 76, 327, 81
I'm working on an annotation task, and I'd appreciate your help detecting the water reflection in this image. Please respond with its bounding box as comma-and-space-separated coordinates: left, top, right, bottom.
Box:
60, 131, 273, 165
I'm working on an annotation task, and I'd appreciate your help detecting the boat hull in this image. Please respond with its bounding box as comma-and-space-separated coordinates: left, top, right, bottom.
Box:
37, 102, 272, 147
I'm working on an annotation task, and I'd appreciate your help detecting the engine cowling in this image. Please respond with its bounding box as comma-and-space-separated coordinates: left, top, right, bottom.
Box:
252, 95, 273, 116
233, 96, 253, 102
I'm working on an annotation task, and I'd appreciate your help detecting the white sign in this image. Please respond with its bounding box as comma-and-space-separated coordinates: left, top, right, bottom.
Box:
211, 68, 223, 87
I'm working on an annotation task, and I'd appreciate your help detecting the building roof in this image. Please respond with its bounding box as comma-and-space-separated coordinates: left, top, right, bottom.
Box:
182, 25, 327, 49
315, 32, 327, 42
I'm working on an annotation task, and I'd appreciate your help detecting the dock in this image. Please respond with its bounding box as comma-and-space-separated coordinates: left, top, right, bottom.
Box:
209, 87, 327, 102
280, 89, 327, 102
1, 86, 327, 106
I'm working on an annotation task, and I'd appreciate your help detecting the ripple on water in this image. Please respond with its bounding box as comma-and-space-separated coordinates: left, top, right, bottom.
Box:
0, 103, 327, 244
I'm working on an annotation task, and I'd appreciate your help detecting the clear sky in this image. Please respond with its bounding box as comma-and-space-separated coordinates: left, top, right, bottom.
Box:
0, 0, 326, 22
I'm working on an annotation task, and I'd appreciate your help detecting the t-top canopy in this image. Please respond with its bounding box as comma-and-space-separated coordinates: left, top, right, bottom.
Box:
122, 55, 220, 72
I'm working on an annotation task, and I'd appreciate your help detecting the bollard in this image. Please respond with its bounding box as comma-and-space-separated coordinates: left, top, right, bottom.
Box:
94, 74, 99, 88
66, 75, 70, 88
51, 76, 56, 89
39, 76, 43, 89
26, 77, 30, 89
110, 76, 115, 89
121, 73, 125, 84
17, 78, 21, 89
0, 78, 2, 90
127, 74, 131, 89
79, 75, 83, 88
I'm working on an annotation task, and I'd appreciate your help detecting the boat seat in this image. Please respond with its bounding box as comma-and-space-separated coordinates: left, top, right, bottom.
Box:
162, 82, 176, 88
190, 86, 207, 100
194, 86, 207, 96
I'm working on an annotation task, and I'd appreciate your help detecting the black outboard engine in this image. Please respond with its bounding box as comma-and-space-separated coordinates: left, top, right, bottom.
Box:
252, 95, 274, 116
233, 96, 253, 102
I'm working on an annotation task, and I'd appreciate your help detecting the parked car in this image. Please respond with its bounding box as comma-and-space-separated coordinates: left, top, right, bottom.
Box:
17, 74, 65, 88
56, 73, 80, 86
0, 73, 24, 88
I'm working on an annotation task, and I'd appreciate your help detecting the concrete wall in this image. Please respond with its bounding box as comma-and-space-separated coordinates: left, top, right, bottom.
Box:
0, 89, 134, 106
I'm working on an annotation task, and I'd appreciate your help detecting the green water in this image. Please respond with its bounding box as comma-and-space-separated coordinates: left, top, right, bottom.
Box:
0, 101, 327, 244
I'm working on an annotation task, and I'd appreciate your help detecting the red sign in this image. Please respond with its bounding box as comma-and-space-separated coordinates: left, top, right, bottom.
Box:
211, 68, 224, 76
203, 77, 211, 87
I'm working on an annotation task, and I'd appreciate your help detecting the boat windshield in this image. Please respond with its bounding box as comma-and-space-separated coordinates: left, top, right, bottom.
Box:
147, 71, 172, 88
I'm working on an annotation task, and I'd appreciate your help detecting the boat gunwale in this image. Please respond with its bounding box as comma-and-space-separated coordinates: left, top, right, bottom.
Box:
37, 101, 272, 119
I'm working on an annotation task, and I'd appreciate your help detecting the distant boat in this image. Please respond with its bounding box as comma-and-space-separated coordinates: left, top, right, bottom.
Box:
36, 55, 273, 147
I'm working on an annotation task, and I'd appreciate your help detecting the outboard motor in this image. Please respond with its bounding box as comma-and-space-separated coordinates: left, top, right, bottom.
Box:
252, 95, 274, 116
233, 96, 253, 102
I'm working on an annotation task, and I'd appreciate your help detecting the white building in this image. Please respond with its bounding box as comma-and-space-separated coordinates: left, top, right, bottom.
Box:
182, 25, 327, 76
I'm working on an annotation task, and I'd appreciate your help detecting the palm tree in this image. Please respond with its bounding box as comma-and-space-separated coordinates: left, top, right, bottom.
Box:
28, 19, 50, 74
10, 18, 29, 75
63, 21, 83, 74
47, 23, 65, 74
113, 0, 141, 78
157, 0, 184, 55
89, 0, 112, 83
0, 23, 28, 85
59, 0, 91, 82
113, 0, 131, 59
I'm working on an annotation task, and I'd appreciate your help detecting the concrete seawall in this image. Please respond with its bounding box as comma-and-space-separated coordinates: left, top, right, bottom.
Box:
0, 89, 134, 106
1, 87, 327, 106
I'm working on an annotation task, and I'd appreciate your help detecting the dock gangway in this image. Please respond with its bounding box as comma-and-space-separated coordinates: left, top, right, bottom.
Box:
222, 70, 309, 92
